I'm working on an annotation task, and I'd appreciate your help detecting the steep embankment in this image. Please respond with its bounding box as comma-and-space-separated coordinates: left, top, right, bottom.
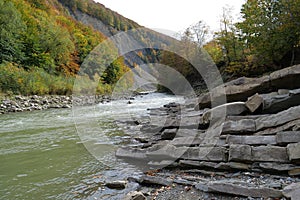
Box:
115, 65, 300, 199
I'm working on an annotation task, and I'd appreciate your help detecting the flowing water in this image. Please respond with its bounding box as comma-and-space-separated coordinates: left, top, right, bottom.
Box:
0, 93, 183, 200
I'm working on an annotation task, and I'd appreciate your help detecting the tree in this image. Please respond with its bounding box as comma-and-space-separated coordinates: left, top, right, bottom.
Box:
0, 1, 26, 64
237, 0, 300, 66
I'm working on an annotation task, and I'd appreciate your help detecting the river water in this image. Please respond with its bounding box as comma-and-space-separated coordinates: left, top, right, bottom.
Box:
0, 93, 183, 200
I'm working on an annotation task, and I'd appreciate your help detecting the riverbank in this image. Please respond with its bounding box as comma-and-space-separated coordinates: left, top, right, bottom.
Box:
0, 93, 136, 114
113, 64, 300, 199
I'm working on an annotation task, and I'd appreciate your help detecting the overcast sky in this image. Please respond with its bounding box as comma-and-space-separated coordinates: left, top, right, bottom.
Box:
96, 0, 245, 36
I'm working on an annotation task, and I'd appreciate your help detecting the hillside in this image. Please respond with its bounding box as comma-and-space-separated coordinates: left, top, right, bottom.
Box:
0, 0, 172, 95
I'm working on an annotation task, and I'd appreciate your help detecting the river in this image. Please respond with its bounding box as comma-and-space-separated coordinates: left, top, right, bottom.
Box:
0, 93, 183, 199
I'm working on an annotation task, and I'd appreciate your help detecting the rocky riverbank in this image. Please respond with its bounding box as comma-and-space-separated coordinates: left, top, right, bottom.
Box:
0, 94, 134, 114
112, 65, 300, 199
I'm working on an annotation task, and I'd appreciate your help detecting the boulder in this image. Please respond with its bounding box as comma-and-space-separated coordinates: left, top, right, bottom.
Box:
276, 131, 300, 144
287, 143, 300, 162
105, 180, 127, 189
226, 135, 276, 145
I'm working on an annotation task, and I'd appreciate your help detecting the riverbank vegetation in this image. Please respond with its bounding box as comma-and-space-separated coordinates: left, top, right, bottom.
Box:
0, 0, 132, 95
162, 0, 300, 85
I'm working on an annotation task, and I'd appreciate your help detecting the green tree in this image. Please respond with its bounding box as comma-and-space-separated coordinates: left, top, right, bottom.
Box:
0, 1, 26, 63
237, 0, 300, 66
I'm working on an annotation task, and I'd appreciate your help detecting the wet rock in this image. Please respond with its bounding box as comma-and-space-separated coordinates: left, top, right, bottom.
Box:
283, 182, 300, 199
116, 147, 147, 160
139, 175, 172, 186
287, 143, 300, 162
124, 191, 146, 200
276, 131, 300, 144
105, 180, 127, 189
245, 93, 263, 113
226, 135, 276, 145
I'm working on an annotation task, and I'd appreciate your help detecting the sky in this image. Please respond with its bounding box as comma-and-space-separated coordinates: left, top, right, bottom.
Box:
96, 0, 246, 36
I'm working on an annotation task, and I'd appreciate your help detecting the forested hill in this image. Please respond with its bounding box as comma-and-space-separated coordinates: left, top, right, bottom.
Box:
0, 0, 170, 96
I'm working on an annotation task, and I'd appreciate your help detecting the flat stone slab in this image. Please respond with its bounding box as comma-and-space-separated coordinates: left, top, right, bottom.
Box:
258, 162, 298, 171
116, 148, 147, 160
222, 119, 256, 134
283, 182, 300, 199
255, 105, 300, 131
138, 175, 173, 186
287, 143, 300, 162
226, 135, 276, 145
276, 131, 300, 144
182, 147, 227, 162
196, 180, 283, 198
252, 146, 288, 162
229, 145, 252, 162
229, 145, 288, 162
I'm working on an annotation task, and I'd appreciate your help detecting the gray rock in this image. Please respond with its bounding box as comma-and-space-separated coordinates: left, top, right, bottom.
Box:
229, 145, 252, 162
196, 65, 300, 109
161, 129, 177, 140
179, 160, 217, 168
255, 105, 300, 131
256, 119, 300, 136
146, 144, 188, 160
199, 180, 283, 198
202, 102, 247, 124
287, 143, 300, 162
226, 135, 276, 145
283, 182, 300, 199
262, 88, 300, 114
139, 175, 172, 186
214, 162, 250, 170
245, 93, 263, 113
124, 191, 146, 200
258, 162, 297, 171
116, 148, 147, 160
182, 146, 227, 162
222, 119, 256, 135
252, 146, 288, 162
105, 180, 127, 189
288, 168, 300, 176
276, 131, 300, 144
